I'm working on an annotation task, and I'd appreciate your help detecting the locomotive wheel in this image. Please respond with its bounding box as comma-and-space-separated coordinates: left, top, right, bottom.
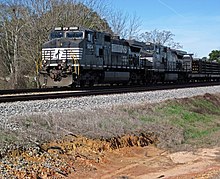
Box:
89, 80, 94, 87
80, 81, 85, 87
71, 83, 77, 88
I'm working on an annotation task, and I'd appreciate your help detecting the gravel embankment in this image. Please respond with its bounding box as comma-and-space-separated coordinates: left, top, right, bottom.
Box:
1, 85, 220, 178
1, 85, 220, 121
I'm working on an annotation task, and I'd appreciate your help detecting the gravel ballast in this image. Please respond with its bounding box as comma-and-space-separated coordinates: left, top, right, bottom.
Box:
1, 85, 220, 178
1, 85, 220, 121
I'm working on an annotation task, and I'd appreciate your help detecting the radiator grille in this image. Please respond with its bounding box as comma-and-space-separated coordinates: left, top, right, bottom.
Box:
42, 48, 83, 66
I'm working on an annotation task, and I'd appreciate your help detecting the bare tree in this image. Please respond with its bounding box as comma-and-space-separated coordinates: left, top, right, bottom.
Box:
0, 1, 30, 88
107, 9, 142, 40
80, 0, 111, 31
140, 29, 182, 49
108, 10, 128, 37
127, 12, 142, 40
0, 0, 113, 88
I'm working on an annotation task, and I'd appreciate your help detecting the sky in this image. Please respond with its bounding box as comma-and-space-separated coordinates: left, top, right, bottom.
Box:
110, 0, 220, 57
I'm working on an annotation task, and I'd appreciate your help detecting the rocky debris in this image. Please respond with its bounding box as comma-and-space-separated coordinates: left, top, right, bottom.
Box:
1, 85, 220, 122
0, 133, 156, 178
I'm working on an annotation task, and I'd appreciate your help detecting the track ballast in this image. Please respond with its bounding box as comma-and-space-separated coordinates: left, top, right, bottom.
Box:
1, 81, 220, 103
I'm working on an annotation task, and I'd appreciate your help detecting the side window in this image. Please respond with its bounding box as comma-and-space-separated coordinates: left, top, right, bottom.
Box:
104, 35, 111, 42
99, 48, 104, 56
96, 46, 104, 57
86, 31, 94, 43
156, 47, 160, 54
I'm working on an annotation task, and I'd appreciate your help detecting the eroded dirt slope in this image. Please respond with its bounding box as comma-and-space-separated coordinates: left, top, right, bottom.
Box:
0, 133, 155, 178
1, 133, 220, 179
2, 93, 220, 178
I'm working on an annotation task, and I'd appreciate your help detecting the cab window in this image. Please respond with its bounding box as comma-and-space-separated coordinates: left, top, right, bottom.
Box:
66, 31, 84, 39
50, 31, 64, 39
86, 31, 94, 43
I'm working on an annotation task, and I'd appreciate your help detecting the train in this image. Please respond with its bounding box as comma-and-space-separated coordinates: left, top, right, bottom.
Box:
38, 26, 220, 87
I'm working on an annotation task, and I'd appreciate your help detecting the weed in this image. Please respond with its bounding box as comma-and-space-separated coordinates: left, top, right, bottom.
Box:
0, 131, 17, 143
2, 93, 220, 152
160, 99, 220, 146
139, 116, 156, 123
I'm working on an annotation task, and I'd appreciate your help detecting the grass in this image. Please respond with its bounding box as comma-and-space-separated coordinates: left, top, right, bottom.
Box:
130, 95, 220, 148
157, 98, 220, 146
0, 131, 18, 143
192, 99, 220, 114
2, 93, 220, 153
139, 116, 156, 123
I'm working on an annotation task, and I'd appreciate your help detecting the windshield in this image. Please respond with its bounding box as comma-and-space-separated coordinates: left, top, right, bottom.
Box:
145, 44, 154, 51
50, 30, 84, 40
66, 31, 84, 39
50, 31, 64, 39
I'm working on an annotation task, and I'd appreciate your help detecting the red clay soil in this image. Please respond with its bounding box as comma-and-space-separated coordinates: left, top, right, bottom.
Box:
69, 145, 220, 179
1, 135, 220, 179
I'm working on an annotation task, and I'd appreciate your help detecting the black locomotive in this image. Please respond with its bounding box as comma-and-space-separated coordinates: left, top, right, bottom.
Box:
38, 27, 220, 87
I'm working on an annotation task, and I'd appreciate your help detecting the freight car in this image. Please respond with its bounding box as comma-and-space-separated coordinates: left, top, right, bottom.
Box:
38, 27, 220, 87
190, 58, 220, 81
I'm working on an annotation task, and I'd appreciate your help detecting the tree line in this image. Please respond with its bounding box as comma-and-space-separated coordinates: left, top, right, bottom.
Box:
0, 0, 112, 89
0, 0, 218, 89
0, 0, 143, 89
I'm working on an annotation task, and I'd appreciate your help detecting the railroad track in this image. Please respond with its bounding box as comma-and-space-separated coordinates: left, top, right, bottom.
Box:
1, 81, 220, 103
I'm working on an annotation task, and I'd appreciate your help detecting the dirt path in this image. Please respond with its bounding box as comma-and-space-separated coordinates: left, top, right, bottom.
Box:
69, 146, 220, 179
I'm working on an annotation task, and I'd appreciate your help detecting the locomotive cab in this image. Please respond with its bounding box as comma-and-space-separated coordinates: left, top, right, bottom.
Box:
182, 54, 193, 72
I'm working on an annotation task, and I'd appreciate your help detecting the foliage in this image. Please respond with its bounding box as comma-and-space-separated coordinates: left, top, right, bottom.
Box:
208, 50, 220, 62
0, 0, 112, 89
0, 0, 182, 89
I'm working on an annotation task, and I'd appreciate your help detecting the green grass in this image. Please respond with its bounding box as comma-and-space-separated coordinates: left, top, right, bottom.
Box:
191, 99, 220, 114
139, 116, 157, 123
161, 99, 220, 144
2, 94, 220, 151
0, 131, 18, 143
137, 98, 220, 146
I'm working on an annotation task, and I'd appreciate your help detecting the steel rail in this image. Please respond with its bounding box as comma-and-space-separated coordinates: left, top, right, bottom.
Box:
0, 87, 79, 95
1, 82, 220, 103
0, 85, 140, 95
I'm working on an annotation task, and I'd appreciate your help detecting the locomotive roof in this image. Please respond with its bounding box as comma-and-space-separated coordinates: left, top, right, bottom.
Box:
170, 48, 187, 56
126, 40, 145, 48
53, 26, 111, 34
54, 26, 95, 31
